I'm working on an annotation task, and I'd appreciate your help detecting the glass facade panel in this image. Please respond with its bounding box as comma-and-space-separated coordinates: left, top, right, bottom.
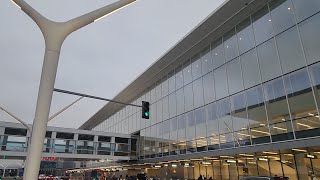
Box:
177, 114, 186, 142
276, 26, 306, 74
310, 62, 320, 109
257, 38, 282, 82
168, 71, 176, 94
203, 72, 215, 105
227, 58, 244, 95
176, 88, 184, 115
192, 54, 202, 80
284, 68, 320, 138
270, 121, 294, 142
217, 98, 232, 134
193, 78, 204, 109
163, 96, 169, 121
206, 103, 219, 137
184, 83, 194, 112
168, 92, 177, 118
231, 92, 249, 132
291, 0, 320, 22
224, 28, 239, 62
263, 77, 290, 124
237, 17, 255, 54
269, 0, 295, 35
246, 86, 268, 128
176, 66, 184, 90
299, 13, 320, 65
195, 107, 206, 139
212, 38, 225, 69
214, 65, 228, 100
201, 46, 213, 75
183, 60, 192, 85
241, 49, 261, 89
252, 5, 274, 45
186, 111, 196, 141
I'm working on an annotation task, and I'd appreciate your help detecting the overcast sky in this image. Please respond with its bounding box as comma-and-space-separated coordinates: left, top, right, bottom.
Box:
0, 0, 225, 129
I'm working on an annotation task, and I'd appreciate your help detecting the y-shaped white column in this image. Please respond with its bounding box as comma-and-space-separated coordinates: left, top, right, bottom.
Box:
10, 0, 136, 179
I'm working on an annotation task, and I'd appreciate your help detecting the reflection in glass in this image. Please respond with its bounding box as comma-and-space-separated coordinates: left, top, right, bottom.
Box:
227, 58, 244, 95
192, 54, 202, 80
224, 28, 239, 62
257, 39, 282, 82
269, 0, 295, 35
201, 46, 213, 75
241, 49, 261, 89
299, 13, 320, 65
206, 103, 219, 137
214, 65, 229, 100
169, 92, 177, 118
176, 88, 184, 115
217, 98, 232, 134
237, 17, 255, 54
252, 5, 274, 45
168, 71, 176, 94
176, 66, 184, 90
231, 92, 249, 132
203, 72, 215, 105
276, 26, 305, 74
270, 121, 294, 142
183, 60, 192, 85
212, 38, 225, 69
310, 63, 320, 109
207, 136, 220, 151
193, 78, 204, 108
184, 84, 194, 112
291, 0, 320, 22
186, 111, 195, 141
246, 86, 268, 128
263, 77, 290, 124
195, 107, 206, 139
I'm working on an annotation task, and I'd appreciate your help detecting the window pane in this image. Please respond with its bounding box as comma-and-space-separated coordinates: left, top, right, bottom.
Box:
168, 71, 175, 94
237, 17, 255, 54
214, 65, 229, 100
276, 26, 306, 74
176, 88, 184, 115
169, 93, 177, 118
217, 98, 232, 134
162, 96, 169, 121
195, 107, 206, 139
184, 83, 194, 112
156, 84, 162, 101
212, 38, 225, 69
203, 72, 215, 105
162, 78, 169, 97
201, 46, 213, 75
170, 117, 177, 142
263, 77, 290, 124
224, 28, 239, 62
156, 100, 163, 123
227, 58, 244, 95
291, 0, 320, 22
251, 125, 271, 145
252, 5, 274, 45
176, 66, 184, 90
257, 39, 282, 82
241, 49, 261, 89
192, 54, 202, 80
183, 60, 192, 85
310, 62, 320, 109
177, 114, 186, 142
206, 103, 219, 137
299, 13, 320, 65
193, 78, 204, 108
231, 92, 249, 132
284, 68, 316, 119
284, 68, 320, 138
269, 0, 295, 35
246, 86, 268, 128
186, 112, 195, 141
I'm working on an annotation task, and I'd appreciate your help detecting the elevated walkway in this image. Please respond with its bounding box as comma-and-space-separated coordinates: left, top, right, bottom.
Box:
0, 121, 138, 161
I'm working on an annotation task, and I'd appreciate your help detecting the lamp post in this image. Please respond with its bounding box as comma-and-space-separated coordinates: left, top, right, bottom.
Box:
10, 0, 136, 179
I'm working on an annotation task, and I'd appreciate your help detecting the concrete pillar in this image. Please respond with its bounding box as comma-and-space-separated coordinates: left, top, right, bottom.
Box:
295, 153, 310, 180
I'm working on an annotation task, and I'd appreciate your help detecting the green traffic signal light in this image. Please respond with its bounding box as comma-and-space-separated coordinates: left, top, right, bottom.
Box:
142, 101, 150, 119
145, 112, 149, 117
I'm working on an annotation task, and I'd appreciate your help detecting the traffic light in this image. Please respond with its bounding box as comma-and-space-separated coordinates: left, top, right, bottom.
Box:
142, 101, 150, 119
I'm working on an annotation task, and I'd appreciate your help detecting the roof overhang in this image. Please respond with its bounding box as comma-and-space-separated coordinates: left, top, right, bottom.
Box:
80, 0, 268, 130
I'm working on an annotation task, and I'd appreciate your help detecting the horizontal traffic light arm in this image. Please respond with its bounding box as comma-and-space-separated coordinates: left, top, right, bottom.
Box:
54, 88, 142, 108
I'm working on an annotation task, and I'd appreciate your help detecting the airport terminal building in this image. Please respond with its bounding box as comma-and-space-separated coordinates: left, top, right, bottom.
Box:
80, 0, 320, 179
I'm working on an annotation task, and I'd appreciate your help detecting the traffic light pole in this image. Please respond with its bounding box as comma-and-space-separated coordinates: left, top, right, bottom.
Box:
53, 88, 142, 107
10, 0, 136, 179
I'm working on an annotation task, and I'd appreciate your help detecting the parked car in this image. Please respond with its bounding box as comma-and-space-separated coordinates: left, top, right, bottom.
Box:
240, 176, 289, 180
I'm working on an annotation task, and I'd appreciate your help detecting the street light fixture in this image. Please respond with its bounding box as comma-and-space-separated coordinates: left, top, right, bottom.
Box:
9, 0, 136, 179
